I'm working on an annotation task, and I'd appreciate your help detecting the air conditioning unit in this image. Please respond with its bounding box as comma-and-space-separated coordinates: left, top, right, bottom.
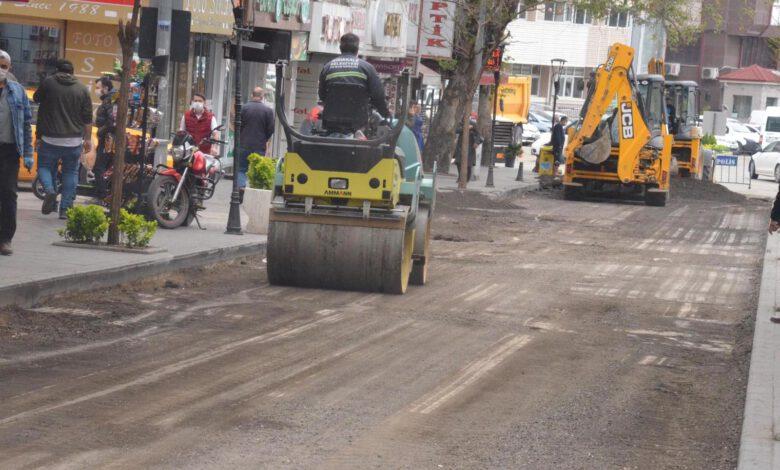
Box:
666, 62, 681, 77
702, 67, 719, 80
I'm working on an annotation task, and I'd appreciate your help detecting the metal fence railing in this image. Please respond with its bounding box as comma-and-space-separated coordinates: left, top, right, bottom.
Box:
714, 154, 751, 189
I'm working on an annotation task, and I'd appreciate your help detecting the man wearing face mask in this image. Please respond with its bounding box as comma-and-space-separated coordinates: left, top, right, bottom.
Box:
179, 93, 219, 154
0, 50, 34, 255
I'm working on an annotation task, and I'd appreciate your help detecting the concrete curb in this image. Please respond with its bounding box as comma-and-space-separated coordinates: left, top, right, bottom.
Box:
739, 234, 780, 469
0, 241, 266, 309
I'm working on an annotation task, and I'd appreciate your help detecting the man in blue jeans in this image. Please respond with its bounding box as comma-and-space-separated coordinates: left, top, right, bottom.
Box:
0, 50, 34, 255
33, 59, 93, 219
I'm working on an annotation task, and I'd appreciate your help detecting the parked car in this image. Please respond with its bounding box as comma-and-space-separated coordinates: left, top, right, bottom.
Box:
715, 121, 760, 154
749, 141, 780, 182
750, 107, 780, 144
521, 122, 540, 145
527, 111, 552, 133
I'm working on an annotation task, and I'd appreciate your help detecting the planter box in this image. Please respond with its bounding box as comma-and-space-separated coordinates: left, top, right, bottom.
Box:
53, 241, 166, 254
244, 187, 272, 235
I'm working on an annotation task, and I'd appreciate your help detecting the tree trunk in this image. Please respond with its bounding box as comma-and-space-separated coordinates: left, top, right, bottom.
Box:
107, 0, 140, 245
423, 56, 483, 174
477, 85, 493, 166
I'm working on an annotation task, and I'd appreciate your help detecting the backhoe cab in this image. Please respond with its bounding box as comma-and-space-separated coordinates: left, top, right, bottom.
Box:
563, 43, 672, 206
665, 81, 702, 177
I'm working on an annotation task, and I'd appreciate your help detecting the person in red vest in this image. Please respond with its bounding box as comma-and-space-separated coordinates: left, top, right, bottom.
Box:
179, 92, 219, 154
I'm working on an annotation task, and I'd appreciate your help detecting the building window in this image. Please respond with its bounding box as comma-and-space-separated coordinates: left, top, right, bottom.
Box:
607, 11, 630, 27
509, 63, 541, 96
773, 0, 780, 26
768, 97, 778, 108
574, 9, 592, 24
517, 1, 526, 19
732, 95, 753, 120
544, 2, 574, 22
557, 67, 586, 99
0, 22, 62, 89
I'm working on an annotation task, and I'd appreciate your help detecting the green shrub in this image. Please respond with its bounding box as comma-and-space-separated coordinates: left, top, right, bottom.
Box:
247, 153, 276, 190
701, 133, 717, 146
58, 205, 109, 243
704, 143, 732, 154
118, 208, 157, 248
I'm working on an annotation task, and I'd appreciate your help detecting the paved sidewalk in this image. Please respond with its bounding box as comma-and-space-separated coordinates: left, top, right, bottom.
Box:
437, 152, 539, 196
740, 233, 780, 469
0, 183, 265, 307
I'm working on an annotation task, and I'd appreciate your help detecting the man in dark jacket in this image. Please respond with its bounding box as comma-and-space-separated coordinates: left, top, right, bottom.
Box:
551, 115, 567, 165
454, 120, 483, 182
770, 187, 780, 234
34, 59, 93, 218
92, 76, 115, 200
318, 33, 390, 134
238, 86, 274, 201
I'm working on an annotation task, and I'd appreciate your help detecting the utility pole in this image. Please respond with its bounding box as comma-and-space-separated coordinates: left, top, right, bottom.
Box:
152, 0, 174, 166
226, 0, 250, 235
486, 45, 504, 188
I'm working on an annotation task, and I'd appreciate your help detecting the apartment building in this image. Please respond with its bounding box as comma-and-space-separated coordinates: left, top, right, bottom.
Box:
503, 2, 633, 116
666, 0, 780, 113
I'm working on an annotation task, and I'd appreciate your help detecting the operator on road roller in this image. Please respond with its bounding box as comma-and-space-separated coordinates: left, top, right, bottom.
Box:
318, 33, 391, 136
266, 33, 436, 294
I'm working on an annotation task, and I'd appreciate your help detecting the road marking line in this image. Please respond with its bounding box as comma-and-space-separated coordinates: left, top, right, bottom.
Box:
639, 355, 656, 365
410, 335, 532, 415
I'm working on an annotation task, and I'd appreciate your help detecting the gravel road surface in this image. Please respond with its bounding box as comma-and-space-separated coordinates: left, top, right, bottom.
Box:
0, 178, 766, 469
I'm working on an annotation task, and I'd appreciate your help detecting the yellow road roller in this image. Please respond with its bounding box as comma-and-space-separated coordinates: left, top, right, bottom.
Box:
266, 65, 436, 294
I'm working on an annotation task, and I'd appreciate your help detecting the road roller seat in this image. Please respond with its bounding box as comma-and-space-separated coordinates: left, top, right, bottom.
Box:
321, 82, 369, 134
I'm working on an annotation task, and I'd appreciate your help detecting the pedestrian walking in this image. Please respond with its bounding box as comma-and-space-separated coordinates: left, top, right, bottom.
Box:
180, 92, 219, 154
33, 59, 93, 219
0, 50, 34, 255
454, 120, 483, 182
92, 76, 116, 201
238, 86, 274, 201
407, 102, 425, 152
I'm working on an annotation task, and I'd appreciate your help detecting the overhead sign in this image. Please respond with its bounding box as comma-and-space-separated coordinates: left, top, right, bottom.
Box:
308, 1, 366, 54
419, 0, 454, 59
406, 0, 421, 55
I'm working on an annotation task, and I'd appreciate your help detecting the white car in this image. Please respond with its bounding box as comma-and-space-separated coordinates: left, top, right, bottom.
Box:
749, 141, 780, 182
531, 132, 551, 156
522, 123, 540, 145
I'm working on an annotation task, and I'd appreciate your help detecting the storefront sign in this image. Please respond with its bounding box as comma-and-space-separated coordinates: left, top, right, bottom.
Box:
406, 0, 421, 55
368, 0, 406, 53
64, 21, 120, 98
255, 0, 310, 24
308, 1, 365, 55
0, 0, 135, 24
290, 31, 308, 61
182, 0, 234, 36
419, 0, 454, 59
367, 58, 405, 75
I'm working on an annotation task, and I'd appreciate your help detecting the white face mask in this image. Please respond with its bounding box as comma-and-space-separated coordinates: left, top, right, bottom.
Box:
191, 101, 204, 112
0, 69, 7, 81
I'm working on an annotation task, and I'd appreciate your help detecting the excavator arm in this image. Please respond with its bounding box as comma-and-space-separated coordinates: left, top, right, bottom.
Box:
565, 43, 652, 183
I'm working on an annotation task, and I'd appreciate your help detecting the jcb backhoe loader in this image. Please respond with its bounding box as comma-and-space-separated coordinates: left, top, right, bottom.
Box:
563, 43, 673, 206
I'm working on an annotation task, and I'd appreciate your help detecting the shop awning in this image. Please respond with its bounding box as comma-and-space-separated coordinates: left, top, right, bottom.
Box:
0, 0, 234, 36
418, 62, 441, 87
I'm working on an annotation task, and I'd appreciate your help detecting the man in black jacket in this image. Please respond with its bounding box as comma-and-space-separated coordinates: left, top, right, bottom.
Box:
318, 33, 390, 134
551, 115, 567, 165
770, 187, 780, 234
34, 59, 93, 218
92, 76, 115, 200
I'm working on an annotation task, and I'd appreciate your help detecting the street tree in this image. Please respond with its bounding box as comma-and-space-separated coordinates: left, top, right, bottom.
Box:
108, 0, 141, 244
423, 0, 705, 174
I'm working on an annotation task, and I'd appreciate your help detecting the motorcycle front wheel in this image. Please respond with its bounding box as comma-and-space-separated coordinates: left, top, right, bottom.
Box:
147, 175, 190, 229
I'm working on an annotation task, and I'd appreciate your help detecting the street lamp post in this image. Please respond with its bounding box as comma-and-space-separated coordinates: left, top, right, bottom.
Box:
549, 58, 567, 133
226, 0, 251, 235
486, 45, 505, 188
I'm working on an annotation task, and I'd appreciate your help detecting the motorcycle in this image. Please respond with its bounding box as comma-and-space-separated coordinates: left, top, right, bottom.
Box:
146, 129, 225, 229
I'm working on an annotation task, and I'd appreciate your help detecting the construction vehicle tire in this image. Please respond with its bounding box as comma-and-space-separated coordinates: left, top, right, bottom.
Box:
563, 185, 583, 201
644, 190, 668, 207
267, 211, 415, 294
410, 205, 432, 286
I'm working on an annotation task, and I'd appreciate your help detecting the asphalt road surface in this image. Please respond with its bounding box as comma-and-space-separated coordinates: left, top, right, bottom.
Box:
0, 177, 767, 469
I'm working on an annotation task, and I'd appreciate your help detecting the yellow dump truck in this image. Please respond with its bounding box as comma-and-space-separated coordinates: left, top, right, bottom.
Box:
493, 76, 532, 160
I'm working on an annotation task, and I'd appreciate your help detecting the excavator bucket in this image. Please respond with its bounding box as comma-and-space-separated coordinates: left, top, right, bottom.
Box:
578, 123, 612, 165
